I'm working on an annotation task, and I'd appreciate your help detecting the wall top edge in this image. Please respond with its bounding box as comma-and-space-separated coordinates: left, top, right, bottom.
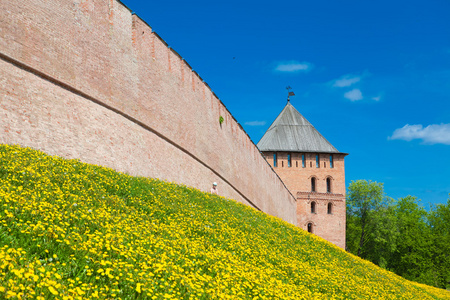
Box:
169, 47, 183, 60
182, 59, 193, 71
203, 81, 211, 91
152, 32, 169, 48
112, 0, 297, 206
131, 13, 153, 31
116, 0, 133, 13
192, 70, 204, 83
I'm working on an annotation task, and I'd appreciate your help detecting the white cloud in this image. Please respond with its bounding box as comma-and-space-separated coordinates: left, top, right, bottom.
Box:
389, 123, 450, 145
372, 96, 381, 101
245, 121, 266, 126
274, 61, 312, 73
333, 75, 361, 87
344, 89, 363, 101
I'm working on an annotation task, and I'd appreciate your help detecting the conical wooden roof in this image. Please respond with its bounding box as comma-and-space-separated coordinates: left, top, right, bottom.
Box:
257, 102, 342, 153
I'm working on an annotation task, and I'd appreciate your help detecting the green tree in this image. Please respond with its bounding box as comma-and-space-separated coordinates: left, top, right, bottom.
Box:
346, 180, 397, 265
429, 197, 450, 289
388, 196, 432, 285
347, 182, 450, 289
365, 202, 398, 268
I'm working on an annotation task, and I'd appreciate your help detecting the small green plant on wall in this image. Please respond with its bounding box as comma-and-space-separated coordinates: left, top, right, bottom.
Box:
219, 116, 224, 126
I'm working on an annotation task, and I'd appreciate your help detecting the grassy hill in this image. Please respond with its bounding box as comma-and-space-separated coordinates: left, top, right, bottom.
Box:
0, 144, 449, 299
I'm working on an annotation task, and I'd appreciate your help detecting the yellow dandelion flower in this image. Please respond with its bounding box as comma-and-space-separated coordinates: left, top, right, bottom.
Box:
48, 286, 58, 295
76, 287, 84, 295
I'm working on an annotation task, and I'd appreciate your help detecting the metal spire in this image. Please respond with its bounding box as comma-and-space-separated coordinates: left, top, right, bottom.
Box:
286, 86, 295, 103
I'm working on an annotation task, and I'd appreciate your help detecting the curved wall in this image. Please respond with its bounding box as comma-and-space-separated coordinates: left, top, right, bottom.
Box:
0, 0, 296, 224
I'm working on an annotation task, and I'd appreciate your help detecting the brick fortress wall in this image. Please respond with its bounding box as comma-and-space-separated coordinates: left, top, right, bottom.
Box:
0, 0, 296, 224
263, 152, 346, 248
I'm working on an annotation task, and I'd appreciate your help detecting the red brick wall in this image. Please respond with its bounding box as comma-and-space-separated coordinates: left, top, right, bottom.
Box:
296, 193, 346, 249
0, 0, 296, 224
264, 152, 346, 195
263, 151, 347, 248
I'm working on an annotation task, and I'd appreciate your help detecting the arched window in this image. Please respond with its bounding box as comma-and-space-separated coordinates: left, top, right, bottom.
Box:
316, 154, 319, 168
311, 201, 316, 214
311, 177, 316, 192
273, 153, 277, 167
307, 222, 313, 233
288, 153, 292, 167
327, 202, 333, 214
326, 177, 331, 193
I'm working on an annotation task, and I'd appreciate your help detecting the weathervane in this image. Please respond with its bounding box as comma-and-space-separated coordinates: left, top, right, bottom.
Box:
286, 86, 295, 102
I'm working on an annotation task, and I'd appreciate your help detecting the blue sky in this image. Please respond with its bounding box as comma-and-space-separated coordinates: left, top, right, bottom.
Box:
120, 0, 450, 208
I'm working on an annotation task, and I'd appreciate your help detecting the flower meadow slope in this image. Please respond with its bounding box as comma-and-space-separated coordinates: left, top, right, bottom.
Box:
0, 145, 449, 300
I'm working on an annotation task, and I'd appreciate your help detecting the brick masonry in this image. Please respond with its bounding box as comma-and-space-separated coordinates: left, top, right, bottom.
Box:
0, 0, 296, 224
262, 152, 347, 248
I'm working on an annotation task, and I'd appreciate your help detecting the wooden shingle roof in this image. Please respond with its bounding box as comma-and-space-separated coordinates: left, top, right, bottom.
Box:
257, 102, 343, 153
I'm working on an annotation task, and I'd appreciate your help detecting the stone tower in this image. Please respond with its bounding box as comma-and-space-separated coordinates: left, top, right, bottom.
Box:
257, 101, 348, 248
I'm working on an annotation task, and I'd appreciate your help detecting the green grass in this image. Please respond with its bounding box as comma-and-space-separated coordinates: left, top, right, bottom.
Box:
0, 144, 449, 299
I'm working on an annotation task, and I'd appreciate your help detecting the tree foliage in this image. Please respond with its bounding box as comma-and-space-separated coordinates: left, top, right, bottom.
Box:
346, 181, 450, 289
390, 196, 433, 285
429, 199, 450, 288
346, 180, 396, 264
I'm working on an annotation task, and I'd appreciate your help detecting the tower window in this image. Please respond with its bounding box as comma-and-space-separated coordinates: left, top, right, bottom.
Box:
296, 161, 298, 168
273, 153, 277, 167
311, 202, 316, 214
327, 178, 331, 193
311, 177, 316, 192
330, 155, 334, 168
316, 154, 319, 168
307, 222, 313, 233
327, 203, 333, 214
288, 153, 292, 167
282, 161, 284, 167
